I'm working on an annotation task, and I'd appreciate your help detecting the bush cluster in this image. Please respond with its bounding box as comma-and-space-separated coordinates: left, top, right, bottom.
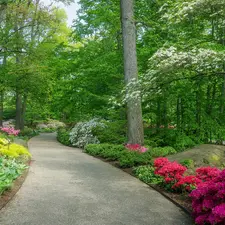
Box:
0, 142, 31, 159
150, 146, 176, 157
92, 120, 126, 144
145, 130, 197, 152
0, 157, 28, 194
57, 127, 71, 146
152, 157, 225, 225
133, 165, 163, 185
69, 118, 105, 148
190, 170, 225, 225
85, 143, 152, 168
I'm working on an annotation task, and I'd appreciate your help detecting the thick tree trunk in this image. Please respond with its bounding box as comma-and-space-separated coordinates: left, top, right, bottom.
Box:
120, 0, 144, 144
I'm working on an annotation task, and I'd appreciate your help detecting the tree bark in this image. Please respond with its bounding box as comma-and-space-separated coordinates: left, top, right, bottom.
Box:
120, 0, 144, 144
15, 90, 22, 130
0, 91, 3, 127
177, 97, 182, 131
20, 94, 27, 130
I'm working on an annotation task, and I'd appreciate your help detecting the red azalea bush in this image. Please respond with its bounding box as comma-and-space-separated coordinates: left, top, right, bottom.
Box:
154, 157, 187, 188
172, 175, 202, 192
196, 167, 221, 183
125, 144, 148, 153
190, 170, 225, 225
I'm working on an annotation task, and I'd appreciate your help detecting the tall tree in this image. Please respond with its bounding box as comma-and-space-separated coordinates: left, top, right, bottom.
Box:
120, 0, 144, 144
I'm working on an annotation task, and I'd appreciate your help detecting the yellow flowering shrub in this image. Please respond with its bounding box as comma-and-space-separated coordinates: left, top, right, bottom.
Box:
0, 143, 31, 158
0, 138, 9, 146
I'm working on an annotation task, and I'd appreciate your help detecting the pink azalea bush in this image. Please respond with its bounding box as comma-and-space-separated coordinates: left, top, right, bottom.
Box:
125, 144, 148, 153
153, 157, 225, 224
190, 170, 225, 225
1, 127, 20, 136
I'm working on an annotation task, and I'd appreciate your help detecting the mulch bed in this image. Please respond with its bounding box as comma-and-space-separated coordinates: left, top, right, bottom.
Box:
90, 155, 192, 216
0, 160, 31, 210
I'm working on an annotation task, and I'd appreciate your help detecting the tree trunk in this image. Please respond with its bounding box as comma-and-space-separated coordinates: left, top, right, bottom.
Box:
0, 91, 3, 127
0, 52, 7, 127
156, 98, 161, 133
20, 94, 27, 130
15, 91, 22, 130
177, 97, 182, 131
120, 0, 144, 144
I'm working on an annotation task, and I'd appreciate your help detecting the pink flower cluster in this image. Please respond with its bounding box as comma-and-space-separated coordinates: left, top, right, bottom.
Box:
153, 157, 225, 224
0, 127, 20, 136
125, 144, 148, 153
190, 170, 225, 225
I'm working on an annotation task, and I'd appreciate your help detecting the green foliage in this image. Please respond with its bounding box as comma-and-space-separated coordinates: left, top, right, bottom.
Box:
3, 108, 16, 120
92, 120, 126, 144
150, 146, 177, 157
134, 165, 163, 185
0, 157, 28, 195
180, 159, 194, 169
19, 127, 38, 138
173, 134, 196, 152
85, 144, 125, 161
119, 151, 152, 168
146, 131, 196, 152
57, 127, 71, 146
85, 144, 152, 168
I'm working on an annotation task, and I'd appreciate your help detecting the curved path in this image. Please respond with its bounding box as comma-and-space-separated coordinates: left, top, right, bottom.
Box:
0, 134, 192, 225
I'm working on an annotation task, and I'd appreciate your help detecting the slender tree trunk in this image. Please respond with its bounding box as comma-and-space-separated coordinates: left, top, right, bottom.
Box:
0, 91, 3, 127
15, 91, 22, 130
196, 81, 202, 136
20, 94, 27, 130
0, 52, 7, 127
162, 92, 167, 129
177, 97, 182, 131
156, 98, 161, 133
120, 0, 144, 144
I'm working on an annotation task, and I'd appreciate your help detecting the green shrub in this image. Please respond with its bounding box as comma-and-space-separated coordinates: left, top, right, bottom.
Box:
144, 139, 157, 147
173, 134, 196, 151
57, 127, 71, 146
119, 151, 152, 168
85, 144, 125, 160
0, 157, 28, 195
134, 165, 163, 184
19, 127, 38, 138
179, 159, 194, 168
150, 146, 177, 157
92, 120, 126, 144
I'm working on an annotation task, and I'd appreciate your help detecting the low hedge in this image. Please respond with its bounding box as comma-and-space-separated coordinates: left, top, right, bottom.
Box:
85, 144, 152, 168
57, 127, 71, 146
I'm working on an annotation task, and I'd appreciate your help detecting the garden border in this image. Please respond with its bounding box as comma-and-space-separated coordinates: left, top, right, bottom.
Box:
0, 163, 30, 211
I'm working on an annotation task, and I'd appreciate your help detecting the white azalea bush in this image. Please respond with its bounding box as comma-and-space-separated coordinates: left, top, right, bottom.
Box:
69, 118, 106, 148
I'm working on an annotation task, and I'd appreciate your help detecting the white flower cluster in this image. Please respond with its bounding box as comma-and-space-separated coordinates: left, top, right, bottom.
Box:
163, 0, 225, 23
148, 47, 225, 73
69, 118, 106, 148
123, 78, 142, 105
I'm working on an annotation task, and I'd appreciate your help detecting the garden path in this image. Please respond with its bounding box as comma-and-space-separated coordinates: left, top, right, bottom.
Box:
0, 133, 192, 225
